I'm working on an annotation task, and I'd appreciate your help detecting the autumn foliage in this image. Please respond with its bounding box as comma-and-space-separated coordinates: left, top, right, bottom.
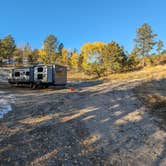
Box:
1, 23, 166, 77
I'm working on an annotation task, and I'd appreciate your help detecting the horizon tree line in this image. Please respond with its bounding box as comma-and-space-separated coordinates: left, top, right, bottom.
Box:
0, 23, 166, 77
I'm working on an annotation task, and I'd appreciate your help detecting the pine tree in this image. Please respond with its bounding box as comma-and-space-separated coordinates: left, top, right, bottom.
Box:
1, 35, 16, 64
28, 49, 39, 65
102, 41, 127, 73
43, 34, 58, 64
134, 23, 157, 59
157, 40, 164, 55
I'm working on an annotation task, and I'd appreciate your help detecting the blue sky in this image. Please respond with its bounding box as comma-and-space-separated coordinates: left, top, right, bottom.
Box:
0, 0, 165, 52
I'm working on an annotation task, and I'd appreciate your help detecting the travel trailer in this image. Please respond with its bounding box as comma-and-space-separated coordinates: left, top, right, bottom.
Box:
8, 65, 67, 88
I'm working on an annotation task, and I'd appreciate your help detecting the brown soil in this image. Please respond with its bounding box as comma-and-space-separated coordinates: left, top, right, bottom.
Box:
0, 80, 166, 166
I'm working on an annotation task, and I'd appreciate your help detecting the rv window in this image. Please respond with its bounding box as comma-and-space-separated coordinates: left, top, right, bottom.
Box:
37, 74, 43, 80
15, 72, 20, 77
26, 71, 30, 76
37, 67, 43, 72
56, 70, 63, 76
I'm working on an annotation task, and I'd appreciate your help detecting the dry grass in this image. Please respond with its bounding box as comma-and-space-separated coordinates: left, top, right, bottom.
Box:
145, 94, 166, 109
69, 65, 166, 124
67, 65, 166, 122
68, 65, 166, 82
67, 70, 93, 81
134, 70, 166, 124
106, 65, 166, 83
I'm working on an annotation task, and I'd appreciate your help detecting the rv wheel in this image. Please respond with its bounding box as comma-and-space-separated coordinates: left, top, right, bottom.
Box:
43, 84, 49, 88
30, 83, 33, 89
32, 84, 37, 89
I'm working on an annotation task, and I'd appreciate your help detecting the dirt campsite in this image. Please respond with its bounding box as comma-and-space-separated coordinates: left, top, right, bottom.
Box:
0, 66, 166, 165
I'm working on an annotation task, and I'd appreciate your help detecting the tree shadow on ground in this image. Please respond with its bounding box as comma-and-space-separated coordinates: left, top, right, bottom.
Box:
134, 78, 166, 165
134, 78, 166, 124
67, 79, 103, 88
0, 79, 166, 165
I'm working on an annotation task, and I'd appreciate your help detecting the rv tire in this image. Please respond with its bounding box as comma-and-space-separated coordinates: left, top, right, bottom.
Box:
32, 84, 37, 89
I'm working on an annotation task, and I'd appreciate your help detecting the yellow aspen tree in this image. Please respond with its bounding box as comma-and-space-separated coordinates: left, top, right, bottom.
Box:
70, 51, 79, 69
61, 48, 68, 65
80, 42, 106, 71
38, 49, 49, 64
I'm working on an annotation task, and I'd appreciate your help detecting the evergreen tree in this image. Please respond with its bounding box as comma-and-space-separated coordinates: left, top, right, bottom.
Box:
102, 41, 127, 73
13, 48, 23, 66
23, 43, 32, 65
157, 40, 164, 55
134, 23, 157, 60
0, 39, 3, 66
43, 34, 58, 64
28, 49, 39, 65
1, 35, 16, 64
126, 52, 139, 71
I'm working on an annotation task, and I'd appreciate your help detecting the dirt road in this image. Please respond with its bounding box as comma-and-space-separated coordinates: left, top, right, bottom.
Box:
0, 80, 166, 165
